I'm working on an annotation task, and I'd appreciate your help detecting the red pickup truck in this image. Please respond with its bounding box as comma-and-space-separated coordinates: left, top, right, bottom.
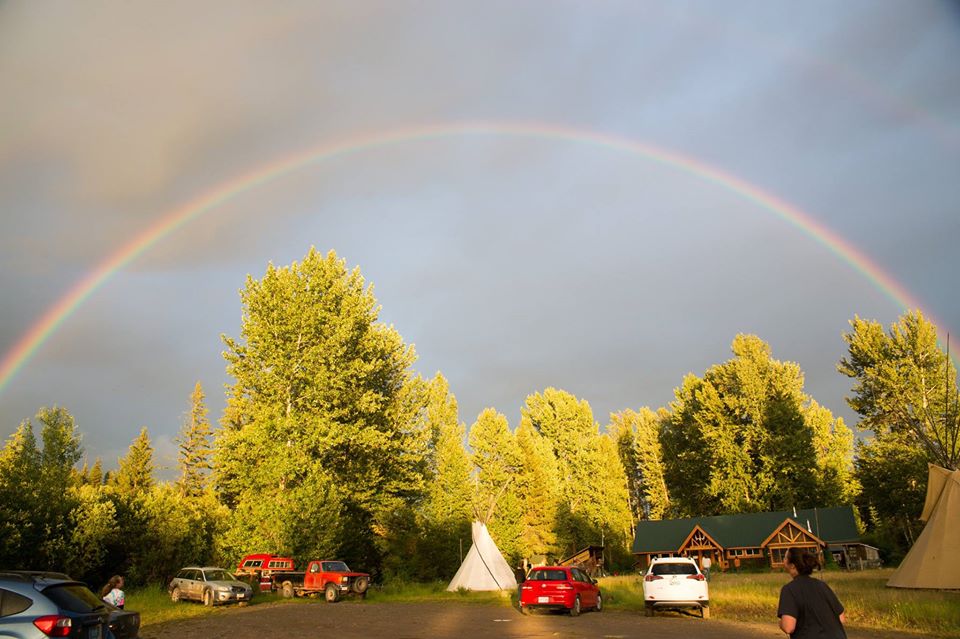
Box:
270, 560, 370, 602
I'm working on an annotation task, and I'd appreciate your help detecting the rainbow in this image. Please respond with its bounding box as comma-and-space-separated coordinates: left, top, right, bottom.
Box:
0, 121, 941, 395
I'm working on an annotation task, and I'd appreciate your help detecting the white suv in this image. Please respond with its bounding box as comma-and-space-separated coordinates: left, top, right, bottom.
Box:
642, 557, 710, 619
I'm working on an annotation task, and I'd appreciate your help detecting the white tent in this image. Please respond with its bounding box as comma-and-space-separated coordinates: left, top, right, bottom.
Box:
887, 464, 960, 589
447, 521, 518, 592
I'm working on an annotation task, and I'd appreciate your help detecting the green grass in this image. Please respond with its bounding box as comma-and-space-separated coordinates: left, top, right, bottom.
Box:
599, 569, 960, 637
131, 570, 960, 637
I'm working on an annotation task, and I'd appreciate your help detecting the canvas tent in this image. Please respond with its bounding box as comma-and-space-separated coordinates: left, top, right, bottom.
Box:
447, 521, 518, 592
887, 464, 960, 589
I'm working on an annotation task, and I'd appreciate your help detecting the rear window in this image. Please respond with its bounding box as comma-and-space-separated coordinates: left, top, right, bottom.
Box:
43, 584, 104, 612
0, 588, 33, 617
527, 569, 568, 581
651, 562, 698, 576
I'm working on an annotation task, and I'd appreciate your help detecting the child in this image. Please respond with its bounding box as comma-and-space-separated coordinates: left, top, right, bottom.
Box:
101, 575, 125, 609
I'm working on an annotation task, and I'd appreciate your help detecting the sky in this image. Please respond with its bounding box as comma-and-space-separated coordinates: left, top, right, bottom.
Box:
1, 1, 959, 474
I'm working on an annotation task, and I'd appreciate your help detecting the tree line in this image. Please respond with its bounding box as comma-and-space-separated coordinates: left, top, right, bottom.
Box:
1, 248, 956, 586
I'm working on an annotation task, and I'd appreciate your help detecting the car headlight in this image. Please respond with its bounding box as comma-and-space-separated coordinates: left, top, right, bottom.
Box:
215, 585, 230, 592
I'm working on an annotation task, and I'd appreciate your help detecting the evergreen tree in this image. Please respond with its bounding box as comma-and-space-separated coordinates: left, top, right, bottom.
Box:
35, 407, 84, 569
177, 382, 213, 497
111, 428, 155, 498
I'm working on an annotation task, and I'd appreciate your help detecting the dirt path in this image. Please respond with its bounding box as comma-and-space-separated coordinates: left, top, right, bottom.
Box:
140, 601, 933, 639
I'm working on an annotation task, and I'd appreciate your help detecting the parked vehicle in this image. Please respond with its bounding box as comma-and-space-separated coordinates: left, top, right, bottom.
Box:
104, 602, 141, 639
235, 554, 295, 593
642, 557, 709, 618
518, 566, 602, 616
271, 560, 370, 602
168, 567, 253, 606
0, 570, 113, 638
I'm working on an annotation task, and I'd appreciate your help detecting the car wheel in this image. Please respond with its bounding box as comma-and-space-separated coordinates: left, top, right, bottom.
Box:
282, 581, 294, 599
325, 583, 340, 603
570, 595, 581, 617
519, 604, 529, 615
170, 587, 182, 603
645, 604, 654, 617
352, 576, 369, 594
203, 589, 213, 607
595, 593, 603, 612
702, 605, 710, 620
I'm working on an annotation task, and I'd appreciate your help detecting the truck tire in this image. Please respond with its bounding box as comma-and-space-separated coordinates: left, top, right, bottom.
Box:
325, 583, 340, 603
282, 581, 294, 599
352, 576, 369, 594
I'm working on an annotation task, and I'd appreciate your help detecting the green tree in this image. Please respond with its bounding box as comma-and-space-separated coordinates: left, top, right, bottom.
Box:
469, 408, 522, 561
609, 408, 671, 521
216, 248, 428, 569
35, 407, 84, 570
514, 419, 560, 560
521, 389, 632, 560
111, 428, 155, 498
420, 374, 472, 578
177, 382, 214, 497
839, 311, 959, 470
839, 311, 959, 553
0, 422, 42, 565
65, 484, 117, 581
662, 335, 855, 516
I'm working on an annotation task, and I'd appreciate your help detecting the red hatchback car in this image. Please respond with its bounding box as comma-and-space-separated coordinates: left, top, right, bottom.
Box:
519, 566, 602, 616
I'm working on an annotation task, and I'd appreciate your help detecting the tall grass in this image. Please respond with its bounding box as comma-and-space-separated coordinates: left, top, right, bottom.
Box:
599, 568, 960, 637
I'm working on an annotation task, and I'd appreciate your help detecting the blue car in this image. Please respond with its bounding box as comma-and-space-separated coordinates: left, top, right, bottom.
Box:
0, 571, 114, 638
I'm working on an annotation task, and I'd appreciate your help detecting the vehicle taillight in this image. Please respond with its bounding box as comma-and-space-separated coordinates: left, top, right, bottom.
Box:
644, 574, 663, 581
520, 585, 532, 590
555, 583, 573, 590
33, 615, 72, 637
687, 574, 705, 581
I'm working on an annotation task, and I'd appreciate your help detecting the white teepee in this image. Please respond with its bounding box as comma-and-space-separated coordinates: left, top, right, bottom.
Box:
887, 464, 960, 589
446, 521, 518, 592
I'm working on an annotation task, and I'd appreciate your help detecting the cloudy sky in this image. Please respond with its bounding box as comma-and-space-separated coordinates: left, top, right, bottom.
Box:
1, 1, 958, 473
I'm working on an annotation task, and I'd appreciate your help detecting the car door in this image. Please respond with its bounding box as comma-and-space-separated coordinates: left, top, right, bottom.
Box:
571, 569, 594, 607
187, 570, 203, 600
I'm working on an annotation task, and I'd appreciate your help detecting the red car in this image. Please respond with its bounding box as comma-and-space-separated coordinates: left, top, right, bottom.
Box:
519, 566, 602, 616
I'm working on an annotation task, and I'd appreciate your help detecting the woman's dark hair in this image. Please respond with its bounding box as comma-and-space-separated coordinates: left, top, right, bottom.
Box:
785, 547, 821, 576
101, 575, 123, 598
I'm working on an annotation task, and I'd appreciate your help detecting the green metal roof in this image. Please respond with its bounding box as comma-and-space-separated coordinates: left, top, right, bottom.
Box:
631, 506, 860, 554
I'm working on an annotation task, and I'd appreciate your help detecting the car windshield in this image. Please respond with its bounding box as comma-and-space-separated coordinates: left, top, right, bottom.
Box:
43, 584, 106, 612
527, 569, 568, 581
651, 562, 698, 576
322, 562, 349, 572
202, 570, 235, 582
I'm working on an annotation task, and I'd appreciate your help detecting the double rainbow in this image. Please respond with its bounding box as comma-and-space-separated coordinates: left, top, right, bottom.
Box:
0, 121, 936, 395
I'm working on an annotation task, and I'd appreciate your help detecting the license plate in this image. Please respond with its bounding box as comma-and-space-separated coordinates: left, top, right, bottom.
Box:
88, 626, 102, 639
538, 596, 549, 603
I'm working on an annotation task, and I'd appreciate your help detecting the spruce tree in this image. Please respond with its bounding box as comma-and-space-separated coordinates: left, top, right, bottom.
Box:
177, 382, 213, 497
112, 427, 155, 498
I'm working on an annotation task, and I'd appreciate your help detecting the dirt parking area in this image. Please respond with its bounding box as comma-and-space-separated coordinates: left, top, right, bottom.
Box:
140, 601, 926, 639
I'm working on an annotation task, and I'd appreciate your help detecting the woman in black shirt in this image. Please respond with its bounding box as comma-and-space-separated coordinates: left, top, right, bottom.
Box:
777, 547, 847, 638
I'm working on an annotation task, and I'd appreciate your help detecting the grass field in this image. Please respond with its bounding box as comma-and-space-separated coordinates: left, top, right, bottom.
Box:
599, 568, 960, 637
129, 569, 959, 637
